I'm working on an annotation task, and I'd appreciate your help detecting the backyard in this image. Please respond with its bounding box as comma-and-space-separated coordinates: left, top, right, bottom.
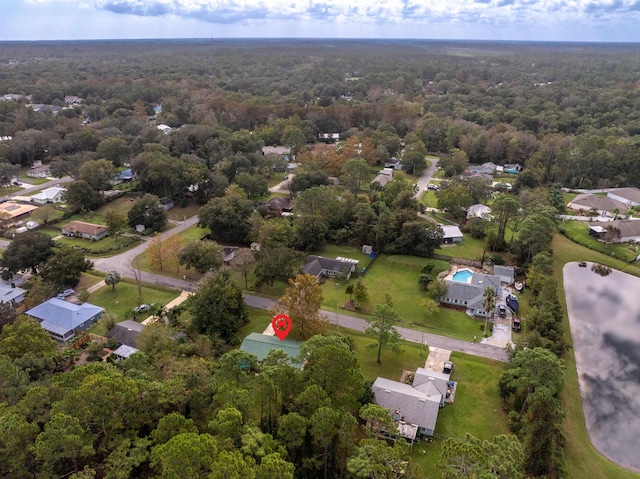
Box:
86, 280, 181, 333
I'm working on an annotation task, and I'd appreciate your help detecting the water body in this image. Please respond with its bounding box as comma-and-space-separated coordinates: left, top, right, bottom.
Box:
563, 262, 640, 473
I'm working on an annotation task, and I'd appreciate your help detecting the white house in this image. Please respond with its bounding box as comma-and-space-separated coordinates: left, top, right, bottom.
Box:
0, 283, 27, 305
157, 124, 173, 135
30, 186, 66, 205
466, 204, 492, 220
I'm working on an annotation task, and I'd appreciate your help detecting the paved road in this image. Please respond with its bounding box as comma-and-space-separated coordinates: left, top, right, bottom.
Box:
414, 156, 439, 200
92, 215, 201, 292
244, 294, 509, 362
1, 176, 74, 201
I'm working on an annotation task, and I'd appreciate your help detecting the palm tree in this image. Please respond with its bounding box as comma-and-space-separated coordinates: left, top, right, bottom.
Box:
482, 286, 496, 337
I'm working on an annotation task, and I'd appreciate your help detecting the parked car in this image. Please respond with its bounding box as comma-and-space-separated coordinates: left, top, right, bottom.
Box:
427, 183, 438, 190
579, 261, 587, 267
512, 317, 521, 332
12, 180, 22, 186
57, 288, 74, 299
134, 304, 150, 313
498, 304, 507, 318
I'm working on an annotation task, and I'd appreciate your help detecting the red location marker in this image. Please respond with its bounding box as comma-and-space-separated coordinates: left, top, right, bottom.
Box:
272, 314, 292, 341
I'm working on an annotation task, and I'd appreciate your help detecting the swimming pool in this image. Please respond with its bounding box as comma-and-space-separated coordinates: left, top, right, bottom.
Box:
452, 269, 473, 282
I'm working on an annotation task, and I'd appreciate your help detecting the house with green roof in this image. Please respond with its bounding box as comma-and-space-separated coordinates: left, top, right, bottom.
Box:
239, 332, 302, 368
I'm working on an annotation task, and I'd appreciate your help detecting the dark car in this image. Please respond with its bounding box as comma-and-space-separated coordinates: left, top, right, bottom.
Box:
579, 261, 587, 267
498, 305, 507, 318
512, 318, 521, 332
443, 361, 454, 374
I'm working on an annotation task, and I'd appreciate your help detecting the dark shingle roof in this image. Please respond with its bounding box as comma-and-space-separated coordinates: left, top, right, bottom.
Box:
106, 320, 145, 348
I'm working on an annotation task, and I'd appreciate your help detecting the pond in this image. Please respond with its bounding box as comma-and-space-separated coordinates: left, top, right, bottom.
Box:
563, 262, 640, 473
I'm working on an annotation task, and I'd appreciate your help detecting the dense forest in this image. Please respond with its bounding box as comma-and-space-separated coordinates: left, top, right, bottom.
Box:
0, 39, 638, 478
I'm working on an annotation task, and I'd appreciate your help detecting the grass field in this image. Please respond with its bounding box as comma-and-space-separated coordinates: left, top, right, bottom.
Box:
553, 233, 640, 479
56, 234, 139, 254
560, 219, 638, 262
166, 202, 201, 221
434, 236, 486, 262
87, 279, 180, 323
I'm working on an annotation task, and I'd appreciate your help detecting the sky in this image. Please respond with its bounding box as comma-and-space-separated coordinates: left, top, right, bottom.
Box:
2, 0, 640, 42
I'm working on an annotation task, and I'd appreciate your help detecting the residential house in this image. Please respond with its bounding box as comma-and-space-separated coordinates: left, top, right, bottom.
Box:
158, 197, 174, 211
107, 320, 144, 359
255, 197, 294, 216
0, 283, 27, 305
30, 186, 66, 205
440, 225, 463, 244
28, 104, 62, 115
112, 168, 135, 184
64, 96, 84, 105
468, 162, 497, 175
26, 298, 104, 341
318, 133, 340, 143
1, 94, 24, 101
384, 157, 403, 170
607, 188, 640, 208
588, 220, 640, 243
493, 265, 515, 285
462, 171, 493, 183
372, 367, 451, 440
262, 146, 291, 156
0, 202, 38, 225
567, 193, 629, 217
466, 204, 491, 220
157, 124, 173, 135
239, 332, 302, 368
441, 271, 502, 317
26, 164, 52, 178
371, 173, 392, 190
222, 246, 239, 265
301, 255, 359, 280
61, 221, 108, 241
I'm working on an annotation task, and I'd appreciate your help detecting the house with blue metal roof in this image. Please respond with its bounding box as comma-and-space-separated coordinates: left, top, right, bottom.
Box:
26, 298, 104, 341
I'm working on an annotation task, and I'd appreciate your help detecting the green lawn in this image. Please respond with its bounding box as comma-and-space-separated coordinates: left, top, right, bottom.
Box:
58, 196, 136, 228
552, 234, 640, 479
166, 202, 201, 221
332, 327, 510, 478
87, 280, 180, 322
434, 236, 486, 262
55, 234, 140, 255
419, 190, 438, 208
559, 220, 638, 262
18, 170, 50, 185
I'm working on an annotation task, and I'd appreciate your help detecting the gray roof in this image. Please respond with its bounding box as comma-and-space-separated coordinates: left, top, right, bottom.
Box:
113, 344, 139, 359
371, 174, 392, 188
413, 367, 450, 394
588, 219, 640, 239
301, 255, 357, 277
608, 188, 640, 204
569, 193, 629, 213
0, 283, 26, 303
440, 225, 463, 239
372, 377, 442, 432
239, 332, 302, 368
107, 320, 145, 348
26, 299, 103, 334
445, 272, 501, 308
493, 265, 515, 282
